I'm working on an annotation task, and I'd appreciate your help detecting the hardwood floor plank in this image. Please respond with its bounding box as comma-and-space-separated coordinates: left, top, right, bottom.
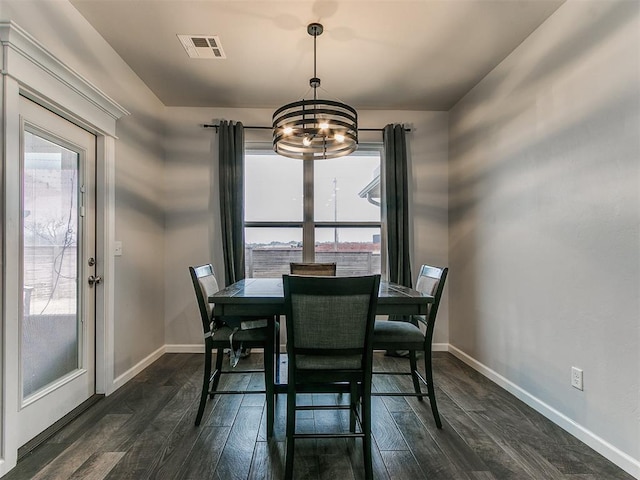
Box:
370, 396, 408, 452
379, 450, 424, 479
212, 405, 263, 479
391, 410, 470, 479
101, 385, 180, 452
0, 444, 68, 480
424, 392, 534, 479
178, 426, 231, 480
68, 452, 126, 480
30, 414, 131, 480
204, 372, 251, 428
103, 360, 204, 480
563, 445, 636, 480
248, 440, 285, 480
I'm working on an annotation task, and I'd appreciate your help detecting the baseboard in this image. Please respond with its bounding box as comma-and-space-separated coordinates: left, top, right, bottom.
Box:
111, 345, 166, 392
166, 344, 451, 354
447, 344, 640, 479
165, 344, 204, 354
432, 343, 448, 352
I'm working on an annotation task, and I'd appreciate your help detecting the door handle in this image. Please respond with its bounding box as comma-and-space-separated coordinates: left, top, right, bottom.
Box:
88, 275, 103, 287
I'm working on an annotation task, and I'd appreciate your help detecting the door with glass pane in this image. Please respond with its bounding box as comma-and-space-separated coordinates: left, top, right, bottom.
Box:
18, 97, 96, 446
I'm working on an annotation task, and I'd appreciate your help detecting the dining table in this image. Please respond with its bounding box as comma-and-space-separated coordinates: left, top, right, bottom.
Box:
209, 277, 434, 317
209, 277, 434, 392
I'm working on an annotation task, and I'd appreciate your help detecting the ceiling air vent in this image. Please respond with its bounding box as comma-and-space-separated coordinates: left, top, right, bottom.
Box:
177, 34, 226, 59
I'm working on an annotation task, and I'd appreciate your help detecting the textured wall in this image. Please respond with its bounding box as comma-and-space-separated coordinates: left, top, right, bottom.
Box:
449, 0, 639, 468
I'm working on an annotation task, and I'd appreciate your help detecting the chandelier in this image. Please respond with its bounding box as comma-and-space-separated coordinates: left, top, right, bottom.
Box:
272, 23, 358, 160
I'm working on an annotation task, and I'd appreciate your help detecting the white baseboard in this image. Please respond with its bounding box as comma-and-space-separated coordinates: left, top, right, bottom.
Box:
447, 344, 640, 479
111, 345, 166, 392
432, 343, 448, 352
165, 344, 204, 354
166, 344, 451, 353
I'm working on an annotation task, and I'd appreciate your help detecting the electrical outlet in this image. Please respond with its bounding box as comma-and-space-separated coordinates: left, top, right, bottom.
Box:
571, 367, 583, 391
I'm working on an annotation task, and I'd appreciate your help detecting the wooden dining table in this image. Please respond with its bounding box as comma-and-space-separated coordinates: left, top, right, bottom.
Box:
209, 277, 433, 393
209, 277, 434, 317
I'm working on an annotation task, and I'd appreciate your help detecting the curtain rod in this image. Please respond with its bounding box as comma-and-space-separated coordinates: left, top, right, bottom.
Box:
203, 124, 411, 133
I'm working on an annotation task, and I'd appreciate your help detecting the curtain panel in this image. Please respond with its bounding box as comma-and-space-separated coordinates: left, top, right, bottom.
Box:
218, 120, 245, 285
383, 124, 412, 288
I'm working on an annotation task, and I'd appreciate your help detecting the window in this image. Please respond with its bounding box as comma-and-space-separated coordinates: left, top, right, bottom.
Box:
245, 145, 383, 277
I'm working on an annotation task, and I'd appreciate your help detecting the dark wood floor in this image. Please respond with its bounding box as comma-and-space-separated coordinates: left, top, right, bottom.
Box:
4, 352, 633, 480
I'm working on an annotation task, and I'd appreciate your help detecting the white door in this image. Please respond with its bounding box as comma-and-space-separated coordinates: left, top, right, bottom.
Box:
17, 96, 97, 446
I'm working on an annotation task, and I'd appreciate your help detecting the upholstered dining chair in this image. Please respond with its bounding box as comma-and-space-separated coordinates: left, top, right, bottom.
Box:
282, 274, 380, 480
189, 264, 277, 436
289, 262, 337, 276
372, 265, 448, 428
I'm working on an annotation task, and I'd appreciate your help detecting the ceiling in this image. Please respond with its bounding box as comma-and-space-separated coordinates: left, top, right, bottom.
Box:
69, 0, 564, 111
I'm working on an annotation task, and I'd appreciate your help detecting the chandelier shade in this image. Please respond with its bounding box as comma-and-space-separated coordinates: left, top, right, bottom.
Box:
272, 23, 358, 160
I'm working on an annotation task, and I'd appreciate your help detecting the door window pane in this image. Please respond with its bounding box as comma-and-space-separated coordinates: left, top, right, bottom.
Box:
22, 131, 80, 397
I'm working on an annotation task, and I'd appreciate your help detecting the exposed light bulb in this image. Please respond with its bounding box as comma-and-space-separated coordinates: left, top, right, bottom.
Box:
283, 126, 293, 135
319, 122, 329, 130
302, 136, 312, 147
334, 133, 345, 143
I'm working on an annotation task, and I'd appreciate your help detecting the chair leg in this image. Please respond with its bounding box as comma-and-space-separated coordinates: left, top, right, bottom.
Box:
409, 350, 423, 401
265, 342, 275, 438
275, 316, 281, 383
424, 351, 442, 429
362, 383, 373, 480
349, 382, 357, 433
195, 345, 212, 426
209, 348, 224, 399
285, 387, 296, 480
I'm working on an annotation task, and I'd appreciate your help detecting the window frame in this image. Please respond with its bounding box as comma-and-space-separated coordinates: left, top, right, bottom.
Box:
244, 143, 385, 270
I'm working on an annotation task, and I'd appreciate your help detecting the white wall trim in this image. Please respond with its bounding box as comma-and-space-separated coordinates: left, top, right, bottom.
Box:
165, 344, 205, 354
447, 345, 640, 479
432, 343, 448, 352
0, 21, 129, 135
165, 343, 450, 355
111, 346, 166, 392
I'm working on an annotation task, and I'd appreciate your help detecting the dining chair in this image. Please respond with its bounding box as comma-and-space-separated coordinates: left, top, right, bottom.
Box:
282, 274, 380, 480
188, 264, 277, 436
289, 261, 337, 276
372, 264, 448, 428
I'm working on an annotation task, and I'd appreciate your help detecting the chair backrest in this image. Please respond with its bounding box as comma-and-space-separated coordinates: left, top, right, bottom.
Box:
289, 262, 337, 276
283, 274, 380, 368
414, 265, 448, 329
188, 264, 220, 337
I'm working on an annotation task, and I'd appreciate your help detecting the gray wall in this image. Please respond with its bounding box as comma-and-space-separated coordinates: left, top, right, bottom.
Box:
0, 0, 167, 378
449, 0, 639, 465
162, 107, 449, 347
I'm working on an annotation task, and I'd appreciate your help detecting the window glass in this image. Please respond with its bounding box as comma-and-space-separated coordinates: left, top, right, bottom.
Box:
245, 227, 302, 278
244, 147, 383, 278
314, 155, 381, 222
315, 227, 381, 275
245, 153, 302, 222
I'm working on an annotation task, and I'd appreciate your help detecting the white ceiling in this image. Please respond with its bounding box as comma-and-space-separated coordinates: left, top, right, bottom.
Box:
69, 0, 564, 111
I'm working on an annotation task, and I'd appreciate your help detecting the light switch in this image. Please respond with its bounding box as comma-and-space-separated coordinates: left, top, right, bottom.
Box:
114, 241, 123, 256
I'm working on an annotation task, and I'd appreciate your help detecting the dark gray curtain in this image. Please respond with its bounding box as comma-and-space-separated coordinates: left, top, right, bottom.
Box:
383, 124, 412, 289
218, 120, 245, 285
